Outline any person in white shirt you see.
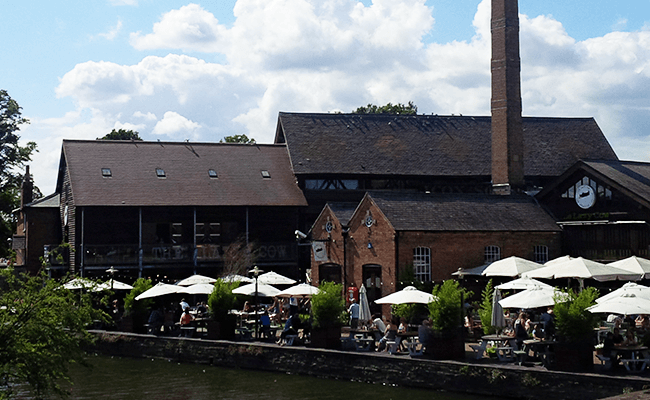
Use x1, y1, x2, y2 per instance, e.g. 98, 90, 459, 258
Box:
348, 300, 360, 329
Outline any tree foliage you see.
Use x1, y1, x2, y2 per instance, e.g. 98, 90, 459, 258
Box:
429, 280, 472, 332
0, 90, 38, 259
553, 287, 599, 342
219, 134, 256, 144
352, 101, 418, 115
311, 281, 345, 328
478, 279, 495, 334
97, 129, 142, 141
0, 268, 108, 399
207, 279, 240, 320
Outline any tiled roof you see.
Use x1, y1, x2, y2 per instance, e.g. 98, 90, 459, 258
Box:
276, 113, 618, 178
60, 140, 307, 207
366, 191, 561, 232
326, 202, 358, 226
581, 160, 650, 203
26, 193, 60, 208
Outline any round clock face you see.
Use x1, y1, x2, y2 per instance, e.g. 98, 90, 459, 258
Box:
575, 184, 596, 209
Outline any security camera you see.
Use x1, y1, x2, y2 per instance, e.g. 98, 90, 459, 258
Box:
295, 230, 307, 240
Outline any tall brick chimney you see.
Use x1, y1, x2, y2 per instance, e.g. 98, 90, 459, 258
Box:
491, 0, 524, 194
21, 165, 33, 208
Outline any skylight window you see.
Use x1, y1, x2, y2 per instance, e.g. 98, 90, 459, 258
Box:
208, 169, 218, 178
101, 168, 112, 177
156, 168, 166, 178
261, 170, 271, 179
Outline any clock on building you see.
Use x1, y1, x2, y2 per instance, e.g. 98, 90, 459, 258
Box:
575, 184, 596, 209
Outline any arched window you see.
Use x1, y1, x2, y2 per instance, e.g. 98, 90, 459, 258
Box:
413, 247, 431, 282
484, 245, 501, 263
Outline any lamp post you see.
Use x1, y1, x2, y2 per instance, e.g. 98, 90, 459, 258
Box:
248, 265, 262, 340
106, 266, 117, 290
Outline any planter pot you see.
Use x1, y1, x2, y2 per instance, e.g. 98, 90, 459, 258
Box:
206, 315, 236, 340
311, 326, 341, 350
552, 341, 594, 372
428, 329, 465, 360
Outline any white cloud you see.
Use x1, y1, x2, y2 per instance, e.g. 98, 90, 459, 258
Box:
36, 0, 650, 197
152, 111, 201, 140
98, 19, 123, 41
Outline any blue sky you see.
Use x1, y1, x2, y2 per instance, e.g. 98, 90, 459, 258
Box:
2, 0, 649, 194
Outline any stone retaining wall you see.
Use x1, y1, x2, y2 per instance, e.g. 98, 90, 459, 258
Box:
89, 331, 650, 400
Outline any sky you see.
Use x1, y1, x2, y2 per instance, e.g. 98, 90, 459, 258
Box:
2, 0, 650, 195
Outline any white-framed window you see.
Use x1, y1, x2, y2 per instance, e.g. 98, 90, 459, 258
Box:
413, 247, 431, 282
534, 245, 549, 264
484, 245, 501, 264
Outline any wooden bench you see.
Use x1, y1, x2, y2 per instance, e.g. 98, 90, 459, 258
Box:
496, 346, 515, 362
596, 354, 612, 370
180, 326, 196, 338
513, 350, 527, 365
281, 334, 298, 346
469, 343, 487, 359
354, 338, 375, 352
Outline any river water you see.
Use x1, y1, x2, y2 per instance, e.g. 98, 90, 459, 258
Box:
38, 355, 499, 400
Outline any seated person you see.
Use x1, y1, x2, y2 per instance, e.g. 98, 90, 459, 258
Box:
260, 311, 272, 339
195, 302, 207, 316
179, 307, 194, 326
242, 301, 252, 313
612, 327, 625, 346
278, 313, 301, 345
532, 323, 545, 340
622, 330, 637, 347
147, 307, 165, 334
417, 319, 433, 351
369, 314, 387, 342
398, 317, 408, 334
376, 316, 398, 352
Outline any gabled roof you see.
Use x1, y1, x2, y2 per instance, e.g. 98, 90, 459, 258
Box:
326, 202, 358, 226
27, 193, 60, 208
363, 191, 561, 232
59, 140, 307, 207
275, 113, 618, 178
537, 159, 650, 209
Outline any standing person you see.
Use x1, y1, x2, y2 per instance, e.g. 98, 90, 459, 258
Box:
514, 312, 529, 349
289, 296, 299, 316
180, 298, 190, 311
348, 299, 360, 329
540, 306, 555, 339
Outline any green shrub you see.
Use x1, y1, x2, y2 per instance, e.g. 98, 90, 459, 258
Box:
478, 280, 496, 334
429, 280, 472, 332
207, 279, 239, 320
124, 278, 153, 316
554, 287, 599, 342
311, 281, 345, 328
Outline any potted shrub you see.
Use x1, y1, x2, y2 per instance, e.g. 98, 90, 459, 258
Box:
206, 278, 239, 340
310, 281, 345, 349
124, 278, 154, 333
552, 287, 599, 372
428, 280, 472, 359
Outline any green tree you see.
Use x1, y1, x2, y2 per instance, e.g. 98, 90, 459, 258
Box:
429, 280, 472, 332
478, 279, 495, 334
352, 101, 417, 115
219, 134, 256, 144
97, 129, 142, 141
0, 90, 38, 260
553, 287, 599, 342
311, 281, 345, 328
0, 268, 108, 399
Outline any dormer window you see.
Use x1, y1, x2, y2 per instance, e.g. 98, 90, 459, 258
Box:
156, 168, 166, 178
208, 169, 218, 178
261, 170, 271, 179
101, 168, 112, 177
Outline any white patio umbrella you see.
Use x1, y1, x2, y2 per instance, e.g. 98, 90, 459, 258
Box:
257, 271, 296, 285
608, 256, 650, 280
232, 282, 281, 297
499, 286, 569, 309
482, 256, 543, 278
452, 264, 489, 277
135, 282, 180, 300
222, 274, 254, 283
276, 283, 320, 298
375, 286, 435, 305
523, 257, 642, 282
596, 282, 650, 304
175, 274, 217, 286
587, 293, 650, 315
94, 279, 133, 291
358, 285, 372, 323
491, 288, 506, 334
544, 255, 574, 266
178, 283, 215, 295
496, 277, 552, 290
63, 278, 97, 290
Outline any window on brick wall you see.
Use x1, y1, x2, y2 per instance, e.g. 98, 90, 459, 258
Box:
534, 245, 549, 264
484, 245, 501, 264
413, 247, 431, 282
